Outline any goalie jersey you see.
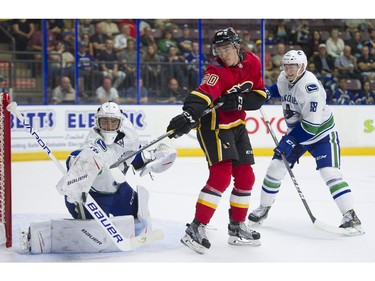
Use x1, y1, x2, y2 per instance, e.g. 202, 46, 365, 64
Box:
68, 116, 140, 194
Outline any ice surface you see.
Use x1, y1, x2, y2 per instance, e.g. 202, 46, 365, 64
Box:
2, 156, 374, 280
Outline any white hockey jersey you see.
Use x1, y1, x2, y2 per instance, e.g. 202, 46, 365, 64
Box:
75, 116, 140, 194
276, 71, 336, 145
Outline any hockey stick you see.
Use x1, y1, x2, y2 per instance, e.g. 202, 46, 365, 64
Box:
259, 107, 346, 234
109, 102, 223, 174
7, 102, 164, 251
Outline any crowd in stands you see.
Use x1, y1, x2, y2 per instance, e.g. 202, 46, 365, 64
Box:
0, 19, 374, 105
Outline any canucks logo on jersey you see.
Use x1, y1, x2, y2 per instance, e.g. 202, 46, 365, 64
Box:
306, 83, 319, 93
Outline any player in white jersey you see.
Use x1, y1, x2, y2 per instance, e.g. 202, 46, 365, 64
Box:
248, 50, 364, 235
24, 101, 177, 253
63, 102, 176, 222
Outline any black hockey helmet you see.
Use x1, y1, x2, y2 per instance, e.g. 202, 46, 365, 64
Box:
212, 27, 240, 56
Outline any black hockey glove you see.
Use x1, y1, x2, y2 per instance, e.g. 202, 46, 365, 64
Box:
167, 111, 197, 139
218, 93, 243, 111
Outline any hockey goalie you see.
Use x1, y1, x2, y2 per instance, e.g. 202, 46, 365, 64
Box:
25, 101, 177, 254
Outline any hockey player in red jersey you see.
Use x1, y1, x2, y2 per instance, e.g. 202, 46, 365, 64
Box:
167, 27, 269, 254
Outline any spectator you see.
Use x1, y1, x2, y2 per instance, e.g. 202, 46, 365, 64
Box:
162, 46, 186, 92
159, 78, 185, 104
60, 30, 75, 53
364, 29, 375, 55
113, 24, 132, 53
177, 24, 194, 57
90, 22, 111, 58
11, 19, 35, 59
264, 30, 277, 46
48, 19, 64, 40
77, 41, 102, 95
140, 25, 157, 51
185, 41, 208, 89
96, 77, 120, 104
157, 30, 178, 56
325, 28, 345, 58
360, 80, 375, 104
295, 19, 310, 46
141, 44, 162, 91
332, 77, 355, 105
154, 19, 177, 32
304, 30, 323, 59
80, 32, 94, 57
118, 38, 137, 89
49, 40, 75, 87
122, 78, 149, 104
345, 19, 374, 34
63, 20, 74, 31
29, 22, 53, 61
357, 45, 375, 80
347, 31, 364, 59
98, 39, 126, 89
139, 20, 151, 34
334, 45, 362, 80
116, 19, 136, 39
51, 76, 76, 104
313, 43, 335, 75
100, 19, 119, 39
0, 75, 8, 93
79, 19, 95, 37
241, 30, 257, 53
273, 19, 292, 44
271, 42, 286, 71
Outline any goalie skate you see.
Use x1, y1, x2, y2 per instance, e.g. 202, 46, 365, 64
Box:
228, 220, 261, 246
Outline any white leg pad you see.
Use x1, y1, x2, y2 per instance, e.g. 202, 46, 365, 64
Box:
29, 215, 135, 254
135, 185, 152, 235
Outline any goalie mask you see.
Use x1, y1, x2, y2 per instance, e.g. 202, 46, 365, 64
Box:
95, 101, 123, 145
281, 50, 308, 84
212, 27, 240, 56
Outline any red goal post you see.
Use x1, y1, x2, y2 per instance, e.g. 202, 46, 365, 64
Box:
0, 92, 11, 248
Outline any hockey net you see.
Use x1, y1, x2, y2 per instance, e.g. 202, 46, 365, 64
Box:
0, 92, 11, 247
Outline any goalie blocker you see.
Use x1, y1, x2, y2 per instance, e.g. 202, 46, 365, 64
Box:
25, 185, 159, 253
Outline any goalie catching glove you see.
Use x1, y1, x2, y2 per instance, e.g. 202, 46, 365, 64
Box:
135, 143, 177, 177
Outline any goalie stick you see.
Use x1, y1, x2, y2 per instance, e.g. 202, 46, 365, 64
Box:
259, 107, 347, 235
7, 101, 164, 251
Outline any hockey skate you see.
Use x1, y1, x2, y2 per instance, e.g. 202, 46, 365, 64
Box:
180, 218, 211, 254
248, 205, 271, 225
339, 209, 365, 236
228, 219, 261, 246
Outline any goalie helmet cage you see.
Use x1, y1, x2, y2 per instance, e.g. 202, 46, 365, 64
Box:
0, 92, 11, 248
